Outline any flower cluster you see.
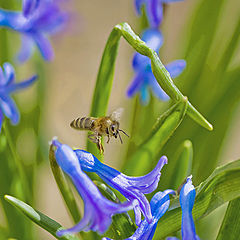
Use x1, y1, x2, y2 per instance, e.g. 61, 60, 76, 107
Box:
0, 62, 37, 131
52, 139, 199, 239
0, 0, 68, 62
128, 0, 186, 105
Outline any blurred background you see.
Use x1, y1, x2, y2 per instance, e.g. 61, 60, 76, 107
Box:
0, 0, 240, 239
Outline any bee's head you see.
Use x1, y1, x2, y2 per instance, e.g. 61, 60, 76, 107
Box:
109, 121, 119, 138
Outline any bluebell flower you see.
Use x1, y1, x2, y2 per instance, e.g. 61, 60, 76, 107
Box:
0, 0, 68, 62
52, 139, 137, 236
75, 149, 168, 226
167, 176, 200, 240
0, 62, 37, 131
127, 29, 186, 105
103, 189, 175, 240
135, 0, 184, 28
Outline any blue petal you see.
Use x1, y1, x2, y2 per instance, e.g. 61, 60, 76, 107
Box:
142, 29, 163, 52
75, 150, 168, 224
22, 0, 40, 17
165, 60, 186, 79
180, 176, 199, 240
166, 237, 179, 240
147, 72, 169, 101
3, 62, 15, 86
0, 95, 19, 125
5, 75, 38, 94
140, 84, 150, 105
127, 72, 144, 98
17, 35, 35, 63
135, 0, 146, 15
146, 0, 163, 28
132, 53, 151, 72
32, 33, 54, 61
52, 140, 136, 236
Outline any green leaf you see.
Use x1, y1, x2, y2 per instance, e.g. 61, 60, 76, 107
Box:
4, 195, 80, 240
216, 197, 240, 240
169, 140, 193, 190
154, 159, 240, 239
123, 98, 188, 175
87, 22, 213, 158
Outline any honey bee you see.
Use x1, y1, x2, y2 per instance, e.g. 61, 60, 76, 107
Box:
70, 108, 129, 154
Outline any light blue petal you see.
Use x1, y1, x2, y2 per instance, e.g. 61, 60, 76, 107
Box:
180, 176, 199, 240
3, 62, 15, 85
17, 35, 35, 63
166, 237, 179, 240
0, 95, 19, 125
127, 72, 144, 97
0, 66, 5, 86
161, 0, 184, 3
146, 0, 163, 28
5, 75, 37, 94
32, 33, 54, 61
140, 85, 150, 105
142, 29, 163, 52
165, 60, 186, 78
22, 0, 39, 17
148, 74, 169, 101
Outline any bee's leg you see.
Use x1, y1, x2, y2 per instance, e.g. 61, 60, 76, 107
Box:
106, 134, 110, 144
88, 134, 98, 143
97, 137, 104, 154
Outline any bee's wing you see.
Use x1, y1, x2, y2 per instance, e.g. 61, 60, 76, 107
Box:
109, 108, 124, 121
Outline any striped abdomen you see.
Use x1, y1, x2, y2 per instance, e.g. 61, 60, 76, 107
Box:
70, 117, 95, 130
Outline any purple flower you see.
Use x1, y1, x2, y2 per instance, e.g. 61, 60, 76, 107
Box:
103, 189, 175, 240
0, 62, 37, 131
75, 149, 168, 226
135, 0, 184, 28
0, 0, 68, 62
127, 29, 186, 105
52, 139, 137, 236
167, 176, 200, 240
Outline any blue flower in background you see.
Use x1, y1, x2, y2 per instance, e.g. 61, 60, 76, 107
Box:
167, 176, 200, 240
127, 29, 186, 105
0, 62, 37, 131
52, 139, 137, 236
135, 0, 184, 28
103, 189, 175, 240
0, 0, 68, 62
75, 149, 168, 226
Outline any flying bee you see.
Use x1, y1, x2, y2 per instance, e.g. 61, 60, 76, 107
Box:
70, 108, 129, 154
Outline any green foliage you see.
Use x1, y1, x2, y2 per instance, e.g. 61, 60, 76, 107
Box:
216, 197, 240, 240
154, 159, 240, 239
4, 195, 80, 240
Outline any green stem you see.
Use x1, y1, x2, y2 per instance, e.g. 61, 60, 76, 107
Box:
2, 122, 31, 202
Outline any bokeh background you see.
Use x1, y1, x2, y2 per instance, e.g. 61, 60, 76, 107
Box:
0, 0, 240, 239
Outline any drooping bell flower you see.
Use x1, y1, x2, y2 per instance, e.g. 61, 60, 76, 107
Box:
51, 139, 137, 236
74, 148, 168, 226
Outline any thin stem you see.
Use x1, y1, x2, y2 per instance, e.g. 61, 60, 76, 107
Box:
2, 121, 31, 202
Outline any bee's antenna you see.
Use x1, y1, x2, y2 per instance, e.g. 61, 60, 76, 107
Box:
118, 131, 123, 144
119, 129, 129, 137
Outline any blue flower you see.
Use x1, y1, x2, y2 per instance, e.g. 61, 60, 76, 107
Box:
0, 62, 37, 131
75, 149, 168, 226
52, 139, 137, 236
167, 176, 200, 240
103, 189, 175, 240
127, 29, 186, 105
135, 0, 184, 28
0, 0, 68, 62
